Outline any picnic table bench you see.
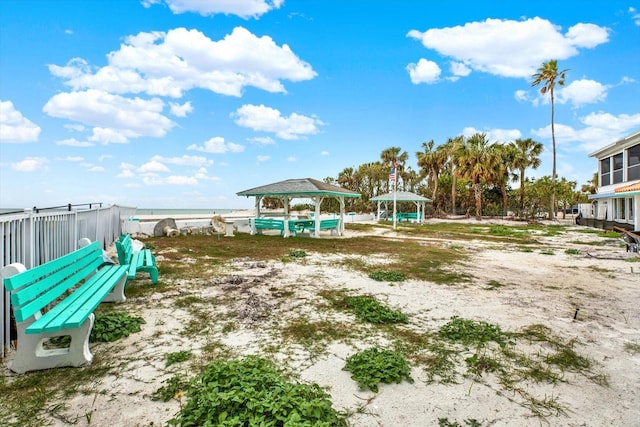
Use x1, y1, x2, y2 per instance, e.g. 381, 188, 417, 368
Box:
318, 218, 340, 235
116, 234, 159, 284
0, 240, 128, 373
251, 218, 285, 235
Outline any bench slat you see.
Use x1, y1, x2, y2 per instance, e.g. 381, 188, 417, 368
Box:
11, 252, 104, 323
4, 242, 99, 291
26, 265, 127, 334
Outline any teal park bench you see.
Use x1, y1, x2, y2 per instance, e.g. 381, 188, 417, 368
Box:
0, 240, 128, 373
251, 218, 285, 235
116, 234, 159, 284
318, 218, 340, 235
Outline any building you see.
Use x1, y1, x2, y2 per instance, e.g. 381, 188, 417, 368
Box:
587, 130, 640, 231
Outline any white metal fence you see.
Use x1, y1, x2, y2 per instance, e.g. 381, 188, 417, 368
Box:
0, 204, 136, 358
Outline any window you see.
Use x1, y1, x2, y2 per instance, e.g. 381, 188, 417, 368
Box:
629, 198, 634, 222
628, 144, 640, 181
613, 153, 623, 184
600, 157, 610, 186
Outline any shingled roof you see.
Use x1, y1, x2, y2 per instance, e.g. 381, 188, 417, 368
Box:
370, 191, 432, 202
237, 178, 361, 198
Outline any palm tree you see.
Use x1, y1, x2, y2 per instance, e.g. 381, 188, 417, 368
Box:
531, 59, 569, 220
443, 136, 464, 215
380, 146, 409, 191
416, 140, 447, 204
456, 133, 500, 220
510, 138, 543, 213
493, 143, 518, 216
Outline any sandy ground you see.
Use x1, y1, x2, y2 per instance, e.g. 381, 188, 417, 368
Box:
4, 219, 640, 426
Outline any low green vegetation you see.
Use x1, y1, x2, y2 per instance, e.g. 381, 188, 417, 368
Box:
343, 347, 413, 392
90, 311, 146, 343
166, 350, 193, 367
368, 270, 407, 282
167, 356, 347, 426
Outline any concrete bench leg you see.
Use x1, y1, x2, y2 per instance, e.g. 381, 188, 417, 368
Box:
103, 273, 128, 303
11, 314, 94, 374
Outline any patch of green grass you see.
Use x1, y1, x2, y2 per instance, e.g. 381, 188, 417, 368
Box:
485, 280, 506, 289
166, 350, 193, 367
288, 248, 308, 258
345, 295, 408, 324
343, 347, 413, 392
539, 248, 555, 255
625, 257, 640, 262
152, 374, 190, 402
624, 342, 640, 354
568, 240, 606, 246
90, 311, 145, 343
368, 270, 407, 282
438, 316, 509, 347
281, 318, 353, 352
169, 356, 347, 426
564, 248, 581, 255
519, 246, 534, 253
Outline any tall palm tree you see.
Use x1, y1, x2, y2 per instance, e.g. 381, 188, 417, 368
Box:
416, 140, 447, 203
456, 133, 500, 220
443, 136, 464, 215
531, 59, 569, 220
380, 146, 409, 191
493, 143, 518, 216
510, 138, 543, 213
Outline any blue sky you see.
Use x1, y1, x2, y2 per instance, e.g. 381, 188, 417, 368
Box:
1, 1, 639, 210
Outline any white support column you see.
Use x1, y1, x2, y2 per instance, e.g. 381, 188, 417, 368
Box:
283, 197, 291, 238
339, 197, 345, 235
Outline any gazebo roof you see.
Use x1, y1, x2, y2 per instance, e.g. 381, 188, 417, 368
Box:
237, 178, 361, 198
370, 191, 432, 203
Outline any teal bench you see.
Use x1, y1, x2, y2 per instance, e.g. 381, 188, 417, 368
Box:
116, 234, 159, 284
0, 240, 128, 373
251, 218, 285, 235
318, 218, 340, 235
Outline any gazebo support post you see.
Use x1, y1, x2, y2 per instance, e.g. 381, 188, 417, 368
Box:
283, 196, 291, 238
252, 196, 263, 234
339, 197, 345, 235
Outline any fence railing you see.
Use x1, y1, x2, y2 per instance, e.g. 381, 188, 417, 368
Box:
0, 204, 136, 358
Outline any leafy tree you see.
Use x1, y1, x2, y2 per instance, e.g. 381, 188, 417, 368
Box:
531, 59, 569, 219
455, 133, 500, 219
511, 138, 543, 213
417, 140, 447, 208
380, 146, 409, 191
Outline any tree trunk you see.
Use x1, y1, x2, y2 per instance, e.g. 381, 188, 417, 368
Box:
474, 181, 482, 220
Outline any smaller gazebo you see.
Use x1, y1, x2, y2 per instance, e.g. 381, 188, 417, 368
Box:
237, 178, 361, 237
369, 191, 432, 223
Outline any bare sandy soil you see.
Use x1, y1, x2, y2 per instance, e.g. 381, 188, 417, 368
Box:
4, 219, 640, 426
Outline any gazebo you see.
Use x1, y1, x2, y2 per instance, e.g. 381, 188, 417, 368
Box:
369, 191, 432, 223
236, 178, 361, 237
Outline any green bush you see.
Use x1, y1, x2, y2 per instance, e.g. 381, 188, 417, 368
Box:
343, 347, 413, 392
90, 311, 145, 343
346, 295, 408, 324
439, 316, 507, 347
169, 356, 346, 426
368, 270, 407, 282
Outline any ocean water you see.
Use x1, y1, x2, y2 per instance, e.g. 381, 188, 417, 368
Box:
135, 208, 237, 216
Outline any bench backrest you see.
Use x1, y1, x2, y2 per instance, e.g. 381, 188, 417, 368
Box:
319, 219, 339, 229
116, 234, 133, 264
3, 241, 103, 323
253, 218, 285, 230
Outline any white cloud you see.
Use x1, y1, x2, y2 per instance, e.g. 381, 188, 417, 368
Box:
49, 26, 315, 98
287, 156, 296, 162
11, 157, 48, 172
59, 156, 84, 162
320, 150, 329, 156
88, 166, 105, 172
514, 90, 529, 102
248, 136, 275, 145
187, 136, 245, 153
98, 154, 113, 161
531, 111, 640, 152
43, 89, 175, 144
450, 61, 471, 77
407, 17, 609, 79
148, 0, 284, 19
151, 154, 213, 166
169, 101, 193, 117
631, 7, 640, 26
257, 155, 270, 163
406, 59, 441, 84
56, 137, 94, 147
462, 126, 522, 143
0, 100, 41, 143
142, 174, 199, 185
233, 104, 323, 140
556, 79, 608, 107
138, 160, 171, 173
